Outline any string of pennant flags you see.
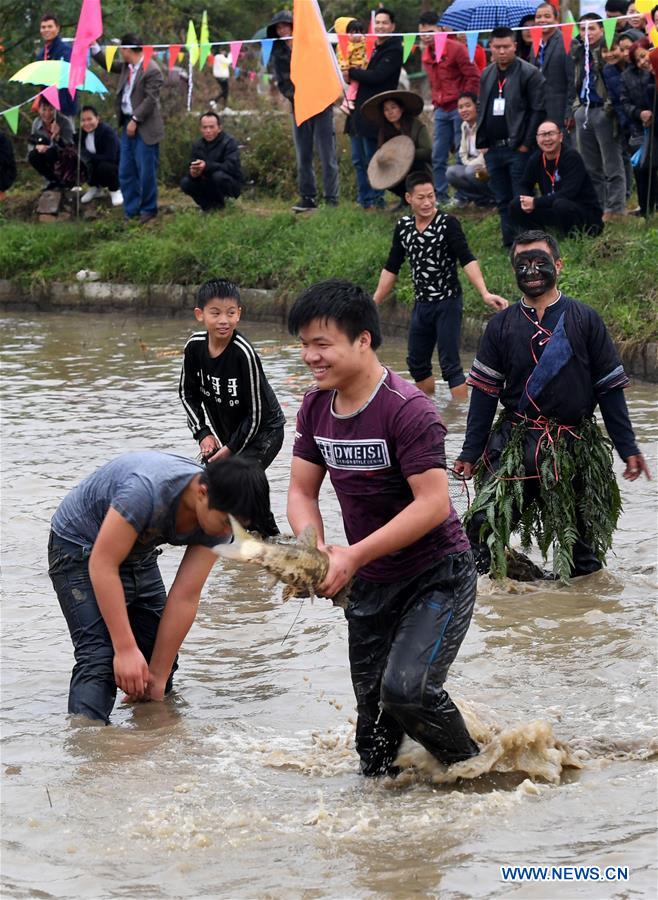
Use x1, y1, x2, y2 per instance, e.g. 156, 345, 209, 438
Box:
3, 10, 657, 134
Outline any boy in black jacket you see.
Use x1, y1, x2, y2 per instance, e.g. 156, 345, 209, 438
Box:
179, 279, 285, 532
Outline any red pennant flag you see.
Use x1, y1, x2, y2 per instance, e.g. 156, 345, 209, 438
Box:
230, 41, 243, 68
530, 26, 543, 56
433, 32, 447, 61
41, 84, 61, 109
559, 23, 574, 54
365, 10, 376, 62
142, 45, 154, 70
337, 32, 350, 60
168, 44, 182, 71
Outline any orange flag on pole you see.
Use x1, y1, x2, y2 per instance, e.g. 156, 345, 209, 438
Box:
291, 0, 343, 125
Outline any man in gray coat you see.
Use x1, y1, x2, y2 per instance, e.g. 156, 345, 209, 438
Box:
529, 3, 572, 132
93, 33, 164, 223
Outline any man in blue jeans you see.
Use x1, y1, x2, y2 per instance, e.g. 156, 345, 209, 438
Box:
475, 27, 546, 246
373, 172, 508, 400
92, 33, 164, 223
418, 12, 481, 205
48, 452, 273, 723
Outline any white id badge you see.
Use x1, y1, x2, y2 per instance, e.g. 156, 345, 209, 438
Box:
493, 97, 506, 116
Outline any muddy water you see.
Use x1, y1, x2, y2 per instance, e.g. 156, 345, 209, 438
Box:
1, 311, 656, 899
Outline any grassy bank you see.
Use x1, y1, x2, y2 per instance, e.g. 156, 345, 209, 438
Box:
1, 193, 657, 342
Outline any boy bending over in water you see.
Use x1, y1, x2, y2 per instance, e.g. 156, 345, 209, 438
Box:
49, 451, 271, 723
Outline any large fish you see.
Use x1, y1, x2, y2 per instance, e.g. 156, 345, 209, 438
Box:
213, 515, 350, 609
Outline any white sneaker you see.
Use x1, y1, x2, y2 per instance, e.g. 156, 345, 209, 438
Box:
81, 186, 102, 204
109, 189, 124, 207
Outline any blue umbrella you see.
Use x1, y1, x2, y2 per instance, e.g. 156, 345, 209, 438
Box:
439, 0, 542, 31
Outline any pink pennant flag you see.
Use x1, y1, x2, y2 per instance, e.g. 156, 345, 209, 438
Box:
142, 45, 154, 70
41, 85, 61, 109
169, 44, 182, 71
229, 41, 243, 69
530, 26, 543, 56
433, 32, 447, 61
68, 0, 103, 98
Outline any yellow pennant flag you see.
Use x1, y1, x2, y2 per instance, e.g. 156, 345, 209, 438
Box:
186, 20, 199, 66
291, 0, 343, 126
105, 44, 118, 71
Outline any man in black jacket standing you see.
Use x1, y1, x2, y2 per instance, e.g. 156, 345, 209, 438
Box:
476, 27, 546, 246
509, 121, 603, 235
180, 111, 242, 212
529, 3, 572, 133
346, 7, 402, 209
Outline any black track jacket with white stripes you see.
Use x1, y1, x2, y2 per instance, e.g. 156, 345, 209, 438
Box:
179, 330, 285, 452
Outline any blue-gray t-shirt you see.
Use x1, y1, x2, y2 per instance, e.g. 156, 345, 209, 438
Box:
51, 451, 227, 555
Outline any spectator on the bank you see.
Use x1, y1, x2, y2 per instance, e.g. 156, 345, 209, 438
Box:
36, 12, 78, 120
361, 90, 432, 201
268, 9, 339, 212
509, 121, 604, 236
418, 12, 480, 205
517, 14, 536, 62
446, 93, 496, 207
0, 132, 17, 199
529, 2, 572, 133
212, 51, 231, 108
602, 38, 634, 199
335, 17, 367, 115
180, 111, 242, 212
28, 98, 75, 190
606, 0, 646, 40
625, 3, 649, 35
345, 7, 403, 210
476, 26, 546, 247
92, 32, 164, 224
570, 15, 627, 219
621, 39, 658, 217
78, 105, 123, 207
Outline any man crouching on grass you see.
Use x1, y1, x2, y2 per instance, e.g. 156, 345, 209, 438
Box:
49, 451, 272, 723
286, 279, 479, 776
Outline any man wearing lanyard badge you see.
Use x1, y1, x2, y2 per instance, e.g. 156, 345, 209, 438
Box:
475, 27, 546, 247
509, 121, 604, 236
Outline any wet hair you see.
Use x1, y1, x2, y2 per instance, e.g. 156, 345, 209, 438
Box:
375, 7, 396, 24
200, 110, 221, 125
346, 19, 365, 34
490, 26, 516, 41
457, 91, 478, 105
40, 12, 60, 25
201, 457, 273, 532
418, 11, 439, 26
510, 230, 561, 262
628, 36, 651, 65
405, 170, 434, 193
195, 278, 241, 309
81, 104, 99, 116
605, 0, 629, 13
287, 279, 382, 350
120, 33, 143, 51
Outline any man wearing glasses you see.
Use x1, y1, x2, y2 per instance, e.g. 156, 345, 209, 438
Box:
509, 121, 604, 236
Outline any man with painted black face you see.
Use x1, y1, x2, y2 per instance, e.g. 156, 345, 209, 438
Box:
454, 230, 650, 578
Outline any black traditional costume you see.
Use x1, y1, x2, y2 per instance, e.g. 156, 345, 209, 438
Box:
460, 292, 639, 580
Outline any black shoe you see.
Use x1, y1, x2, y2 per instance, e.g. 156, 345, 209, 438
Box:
324, 198, 338, 207
139, 211, 157, 225
292, 197, 317, 212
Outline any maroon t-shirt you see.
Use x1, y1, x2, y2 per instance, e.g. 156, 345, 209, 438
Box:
293, 368, 469, 583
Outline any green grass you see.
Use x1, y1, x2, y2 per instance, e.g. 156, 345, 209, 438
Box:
1, 194, 657, 342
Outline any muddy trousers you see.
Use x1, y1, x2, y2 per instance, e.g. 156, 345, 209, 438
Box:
48, 531, 176, 723
346, 552, 478, 777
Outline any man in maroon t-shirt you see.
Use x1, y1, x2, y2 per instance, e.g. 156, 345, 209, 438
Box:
287, 278, 479, 777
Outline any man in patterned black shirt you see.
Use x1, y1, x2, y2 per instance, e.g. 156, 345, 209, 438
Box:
373, 171, 508, 400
